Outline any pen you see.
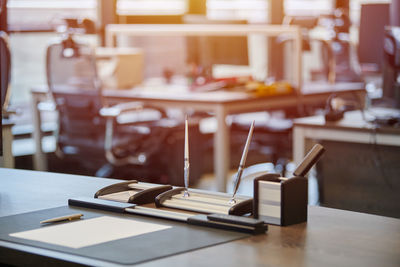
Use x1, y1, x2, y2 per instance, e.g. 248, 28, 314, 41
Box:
230, 120, 255, 204
40, 213, 83, 224
293, 143, 325, 177
183, 115, 190, 197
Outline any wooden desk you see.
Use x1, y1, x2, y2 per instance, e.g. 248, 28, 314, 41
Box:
31, 85, 365, 192
293, 108, 400, 165
293, 108, 400, 217
0, 119, 14, 168
0, 168, 399, 267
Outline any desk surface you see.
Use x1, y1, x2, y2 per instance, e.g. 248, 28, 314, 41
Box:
292, 107, 400, 165
32, 82, 366, 101
32, 83, 366, 113
294, 107, 400, 134
292, 108, 400, 218
0, 168, 399, 267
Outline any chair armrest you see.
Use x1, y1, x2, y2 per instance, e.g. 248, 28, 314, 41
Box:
100, 102, 144, 118
37, 101, 56, 112
2, 106, 23, 118
2, 108, 16, 117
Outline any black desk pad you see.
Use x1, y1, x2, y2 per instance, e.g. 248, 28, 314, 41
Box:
0, 206, 249, 265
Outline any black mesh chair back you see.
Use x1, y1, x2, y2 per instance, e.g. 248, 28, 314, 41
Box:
45, 36, 202, 183
46, 38, 107, 158
46, 39, 100, 92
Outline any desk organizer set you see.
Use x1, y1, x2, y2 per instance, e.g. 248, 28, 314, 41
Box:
69, 117, 325, 233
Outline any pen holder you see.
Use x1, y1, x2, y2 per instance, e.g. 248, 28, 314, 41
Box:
95, 180, 172, 205
253, 173, 307, 226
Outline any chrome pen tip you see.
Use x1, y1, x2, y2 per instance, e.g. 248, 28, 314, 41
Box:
183, 189, 190, 198
229, 198, 237, 205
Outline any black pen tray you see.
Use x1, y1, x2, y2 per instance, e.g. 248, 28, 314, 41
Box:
95, 180, 172, 205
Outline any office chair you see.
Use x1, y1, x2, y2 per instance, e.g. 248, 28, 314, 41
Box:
46, 35, 184, 182
280, 15, 318, 52
315, 8, 362, 83
382, 26, 400, 108
280, 10, 361, 83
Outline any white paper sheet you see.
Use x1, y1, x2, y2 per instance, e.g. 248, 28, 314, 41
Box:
10, 216, 171, 249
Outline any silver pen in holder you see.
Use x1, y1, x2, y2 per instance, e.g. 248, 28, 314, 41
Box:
230, 120, 255, 204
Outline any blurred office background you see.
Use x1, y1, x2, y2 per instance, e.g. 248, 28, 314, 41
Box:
1, 0, 400, 218
5, 0, 391, 111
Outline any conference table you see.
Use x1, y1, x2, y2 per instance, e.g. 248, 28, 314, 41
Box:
0, 118, 14, 168
31, 83, 365, 192
0, 168, 399, 266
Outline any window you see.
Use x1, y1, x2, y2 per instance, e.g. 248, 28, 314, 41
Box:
284, 0, 333, 17
117, 0, 186, 16
207, 0, 268, 23
7, 0, 98, 108
7, 0, 97, 31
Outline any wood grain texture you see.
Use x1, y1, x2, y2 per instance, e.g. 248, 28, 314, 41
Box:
139, 207, 400, 267
0, 168, 399, 267
0, 168, 117, 217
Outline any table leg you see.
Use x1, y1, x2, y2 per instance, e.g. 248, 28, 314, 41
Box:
293, 126, 306, 166
1, 124, 14, 168
105, 31, 115, 47
294, 27, 302, 91
31, 94, 47, 171
214, 105, 229, 192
